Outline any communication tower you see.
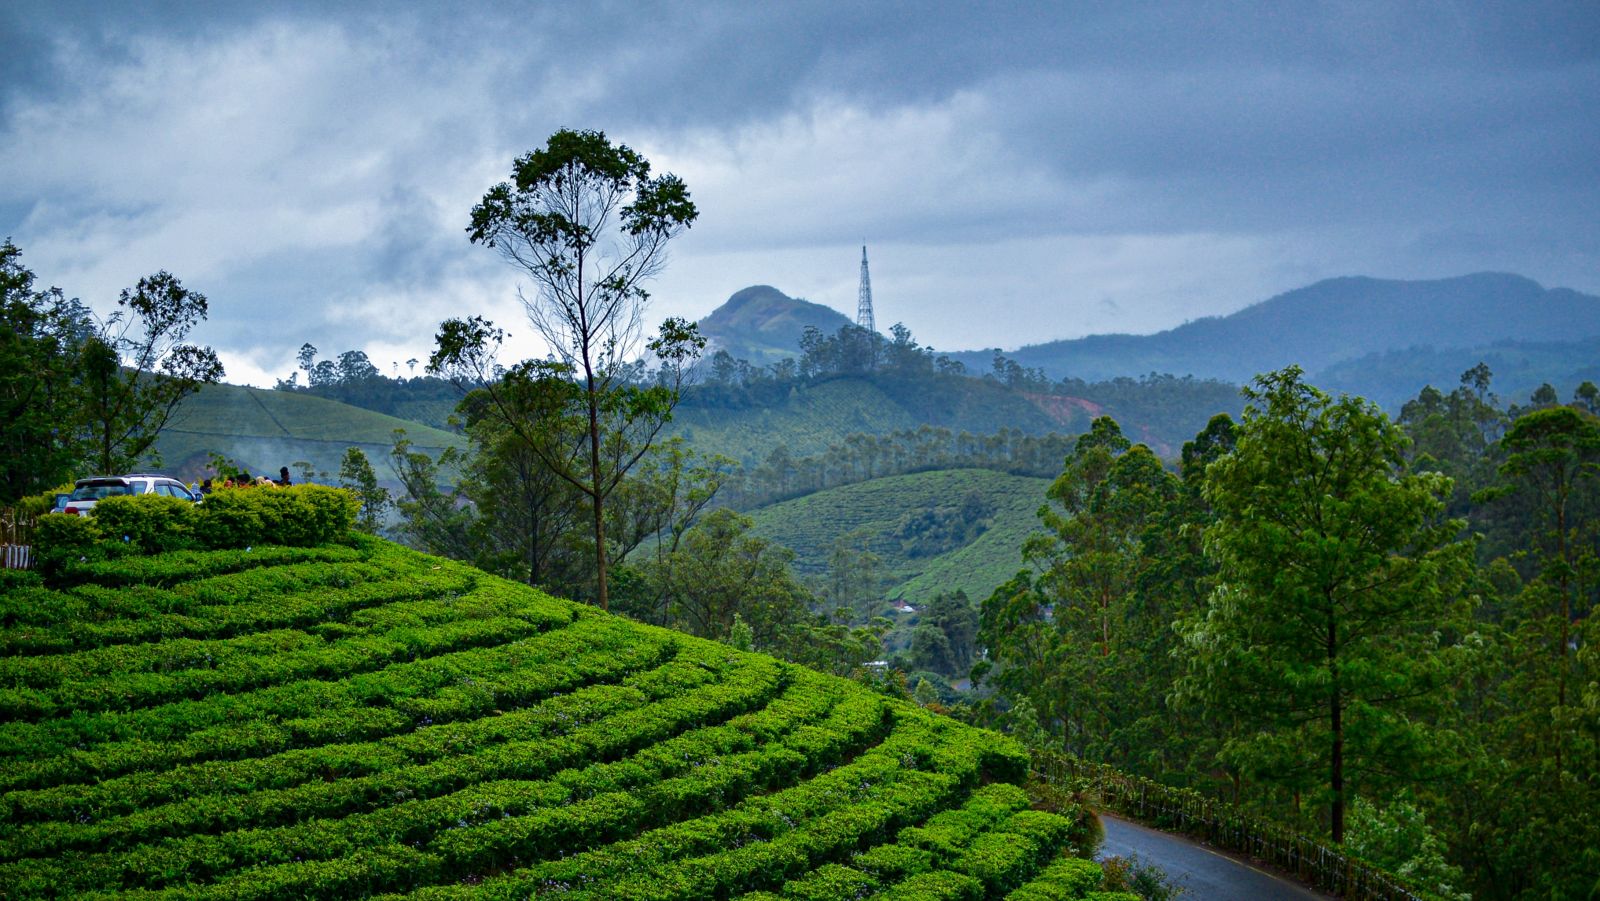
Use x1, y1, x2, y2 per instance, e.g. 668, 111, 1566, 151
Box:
856, 245, 876, 333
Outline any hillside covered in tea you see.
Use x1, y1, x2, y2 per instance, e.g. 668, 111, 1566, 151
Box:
0, 496, 1129, 901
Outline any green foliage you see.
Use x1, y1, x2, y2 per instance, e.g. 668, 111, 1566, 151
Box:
904, 591, 979, 678
1345, 796, 1469, 901
199, 484, 359, 548
895, 491, 995, 558
980, 417, 1197, 773
89, 493, 199, 552
933, 362, 1600, 897
1092, 854, 1177, 901
32, 487, 358, 585
1053, 372, 1244, 457
747, 469, 1054, 605
0, 529, 1099, 899
1321, 336, 1600, 411
31, 512, 106, 579
273, 344, 461, 429
340, 447, 391, 533
675, 377, 1063, 469
1177, 367, 1475, 842
1448, 400, 1600, 897
1, 243, 84, 502
77, 270, 225, 474
726, 613, 755, 652
625, 508, 815, 652
451, 128, 703, 612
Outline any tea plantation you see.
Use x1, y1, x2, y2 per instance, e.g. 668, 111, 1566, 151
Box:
0, 506, 1133, 899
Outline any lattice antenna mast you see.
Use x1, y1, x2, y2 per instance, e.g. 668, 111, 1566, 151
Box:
856, 245, 876, 333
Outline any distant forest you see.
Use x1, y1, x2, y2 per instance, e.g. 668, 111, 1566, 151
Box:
274, 324, 1247, 458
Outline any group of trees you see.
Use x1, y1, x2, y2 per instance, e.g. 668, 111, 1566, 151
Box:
975, 364, 1599, 898
1, 240, 223, 503
690, 322, 968, 410
273, 344, 461, 428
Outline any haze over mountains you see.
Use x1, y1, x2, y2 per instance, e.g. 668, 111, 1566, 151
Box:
697, 273, 1600, 405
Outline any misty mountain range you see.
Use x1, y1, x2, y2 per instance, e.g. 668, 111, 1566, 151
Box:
697, 273, 1600, 406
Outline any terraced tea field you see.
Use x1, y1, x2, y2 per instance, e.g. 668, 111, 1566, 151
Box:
0, 535, 1131, 899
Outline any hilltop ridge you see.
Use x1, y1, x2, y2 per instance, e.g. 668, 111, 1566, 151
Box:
697, 285, 854, 366
947, 272, 1600, 384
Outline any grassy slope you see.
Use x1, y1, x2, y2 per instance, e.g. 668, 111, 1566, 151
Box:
671, 375, 1066, 466
153, 382, 463, 483
745, 468, 1049, 604
0, 535, 1121, 900
672, 380, 922, 464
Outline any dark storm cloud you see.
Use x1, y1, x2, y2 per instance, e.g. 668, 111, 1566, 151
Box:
2, 1, 1597, 380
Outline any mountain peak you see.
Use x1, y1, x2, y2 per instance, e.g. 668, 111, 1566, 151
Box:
698, 285, 854, 365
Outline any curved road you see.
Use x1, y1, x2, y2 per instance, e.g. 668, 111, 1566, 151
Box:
1097, 814, 1332, 900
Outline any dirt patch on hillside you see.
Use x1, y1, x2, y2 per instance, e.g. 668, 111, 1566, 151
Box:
1021, 393, 1104, 427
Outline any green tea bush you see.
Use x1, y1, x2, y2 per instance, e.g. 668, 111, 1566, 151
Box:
92, 494, 200, 553
31, 512, 106, 580
1002, 856, 1103, 900
0, 567, 41, 592
31, 487, 360, 586
196, 485, 357, 549
0, 536, 1103, 900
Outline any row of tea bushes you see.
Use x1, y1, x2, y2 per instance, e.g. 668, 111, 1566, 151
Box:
0, 532, 1127, 899
31, 487, 359, 580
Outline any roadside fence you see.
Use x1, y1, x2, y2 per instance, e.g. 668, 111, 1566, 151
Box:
1, 508, 36, 570
1031, 748, 1428, 900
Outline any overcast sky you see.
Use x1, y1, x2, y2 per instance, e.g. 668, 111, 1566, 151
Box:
3, 1, 1597, 386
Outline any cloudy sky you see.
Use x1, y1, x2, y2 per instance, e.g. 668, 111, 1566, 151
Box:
3, 2, 1597, 386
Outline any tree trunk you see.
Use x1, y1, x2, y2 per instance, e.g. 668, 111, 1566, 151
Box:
588, 386, 608, 611
1331, 693, 1344, 843
1555, 485, 1568, 770
1329, 611, 1344, 844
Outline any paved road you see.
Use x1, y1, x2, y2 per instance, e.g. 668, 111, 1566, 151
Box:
1097, 814, 1332, 901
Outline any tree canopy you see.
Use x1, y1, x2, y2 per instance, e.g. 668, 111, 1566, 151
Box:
1177, 367, 1473, 843
0, 241, 222, 501
441, 129, 703, 610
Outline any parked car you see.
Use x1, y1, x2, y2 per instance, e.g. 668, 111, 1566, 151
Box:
61, 475, 200, 516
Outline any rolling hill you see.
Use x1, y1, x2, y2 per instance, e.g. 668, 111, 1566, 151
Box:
947, 272, 1600, 386
744, 468, 1050, 605
672, 376, 1068, 466
696, 285, 854, 366
152, 382, 463, 485
0, 529, 1128, 900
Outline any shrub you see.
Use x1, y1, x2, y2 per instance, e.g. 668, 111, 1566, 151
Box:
198, 489, 268, 549
0, 568, 41, 592
198, 485, 357, 549
32, 512, 105, 580
93, 494, 200, 553
16, 484, 72, 519
30, 488, 359, 586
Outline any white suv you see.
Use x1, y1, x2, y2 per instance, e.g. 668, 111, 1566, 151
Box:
61, 475, 199, 516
